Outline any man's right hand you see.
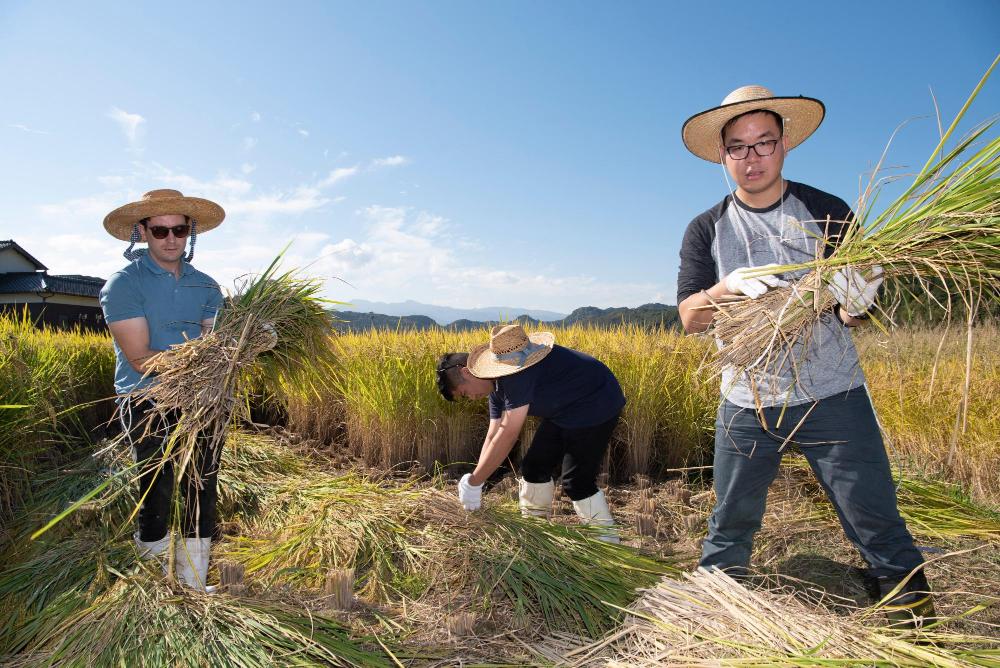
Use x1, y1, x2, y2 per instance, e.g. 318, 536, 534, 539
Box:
724, 264, 789, 299
458, 473, 483, 511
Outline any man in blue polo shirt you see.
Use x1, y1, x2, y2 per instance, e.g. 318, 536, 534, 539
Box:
100, 189, 226, 592
436, 324, 626, 542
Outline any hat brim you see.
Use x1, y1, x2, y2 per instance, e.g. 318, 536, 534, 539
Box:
467, 331, 555, 379
103, 196, 225, 241
681, 96, 825, 163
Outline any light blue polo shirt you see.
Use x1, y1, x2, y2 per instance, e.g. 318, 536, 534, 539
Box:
100, 253, 224, 395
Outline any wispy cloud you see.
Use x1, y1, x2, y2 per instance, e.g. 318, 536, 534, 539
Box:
28, 154, 661, 311
242, 136, 258, 152
250, 111, 261, 122
308, 206, 660, 311
107, 107, 145, 151
9, 123, 50, 135
39, 194, 124, 221
371, 155, 409, 168
297, 129, 310, 138
319, 166, 358, 187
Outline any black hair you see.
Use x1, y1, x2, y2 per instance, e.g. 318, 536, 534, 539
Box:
436, 352, 469, 402
721, 109, 784, 144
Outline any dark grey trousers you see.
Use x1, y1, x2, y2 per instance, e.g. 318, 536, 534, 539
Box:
700, 386, 924, 578
119, 397, 223, 542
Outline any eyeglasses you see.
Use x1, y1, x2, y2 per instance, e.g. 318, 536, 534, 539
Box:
725, 139, 780, 160
437, 363, 463, 376
146, 224, 191, 240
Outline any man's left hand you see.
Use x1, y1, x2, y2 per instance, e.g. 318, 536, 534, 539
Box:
828, 266, 883, 317
258, 321, 278, 351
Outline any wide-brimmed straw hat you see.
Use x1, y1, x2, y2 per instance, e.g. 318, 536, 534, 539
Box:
682, 85, 825, 163
467, 324, 555, 379
103, 189, 225, 241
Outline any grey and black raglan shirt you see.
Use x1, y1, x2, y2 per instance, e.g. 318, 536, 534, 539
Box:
677, 181, 866, 408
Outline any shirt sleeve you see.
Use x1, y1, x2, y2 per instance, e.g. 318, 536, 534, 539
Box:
100, 271, 145, 323
202, 282, 224, 322
488, 391, 503, 419
676, 210, 719, 303
495, 370, 537, 414
795, 183, 856, 258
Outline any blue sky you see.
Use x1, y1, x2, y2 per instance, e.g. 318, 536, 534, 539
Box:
2, 1, 997, 313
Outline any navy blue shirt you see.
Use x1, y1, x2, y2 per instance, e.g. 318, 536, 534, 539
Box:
488, 345, 626, 428
100, 253, 223, 394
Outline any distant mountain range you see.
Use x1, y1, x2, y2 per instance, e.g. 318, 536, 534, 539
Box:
346, 299, 567, 325
332, 302, 680, 332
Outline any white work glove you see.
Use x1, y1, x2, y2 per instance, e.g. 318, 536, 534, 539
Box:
458, 473, 483, 511
827, 266, 883, 317
724, 264, 789, 299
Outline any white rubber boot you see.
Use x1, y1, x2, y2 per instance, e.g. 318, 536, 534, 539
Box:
175, 537, 215, 593
134, 531, 171, 574
572, 490, 620, 544
519, 479, 555, 518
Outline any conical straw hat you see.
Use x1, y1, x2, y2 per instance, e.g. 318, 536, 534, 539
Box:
103, 189, 225, 240
467, 324, 555, 378
682, 85, 825, 163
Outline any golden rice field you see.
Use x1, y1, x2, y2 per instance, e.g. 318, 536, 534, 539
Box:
2, 313, 999, 666
278, 322, 1000, 504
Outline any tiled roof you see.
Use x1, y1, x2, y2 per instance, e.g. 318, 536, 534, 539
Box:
0, 240, 47, 270
0, 272, 104, 298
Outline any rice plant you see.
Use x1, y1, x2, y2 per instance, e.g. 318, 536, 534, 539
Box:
285, 324, 719, 481
0, 311, 115, 531
320, 327, 486, 471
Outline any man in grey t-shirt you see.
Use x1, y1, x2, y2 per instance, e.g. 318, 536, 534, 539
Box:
676, 86, 932, 626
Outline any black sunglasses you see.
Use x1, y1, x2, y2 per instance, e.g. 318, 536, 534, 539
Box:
146, 223, 191, 240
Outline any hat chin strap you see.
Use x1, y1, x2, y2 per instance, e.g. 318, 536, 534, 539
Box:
184, 220, 198, 263
121, 220, 198, 262
122, 224, 146, 261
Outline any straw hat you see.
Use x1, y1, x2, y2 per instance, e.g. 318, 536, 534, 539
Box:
467, 324, 555, 379
681, 85, 825, 163
103, 189, 225, 241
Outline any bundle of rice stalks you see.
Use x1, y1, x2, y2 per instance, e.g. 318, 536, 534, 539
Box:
425, 491, 681, 636
215, 447, 678, 638
709, 57, 1000, 379
221, 470, 426, 600
563, 568, 1000, 666
894, 476, 1000, 543
782, 457, 1000, 543
3, 570, 399, 667
136, 255, 337, 457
